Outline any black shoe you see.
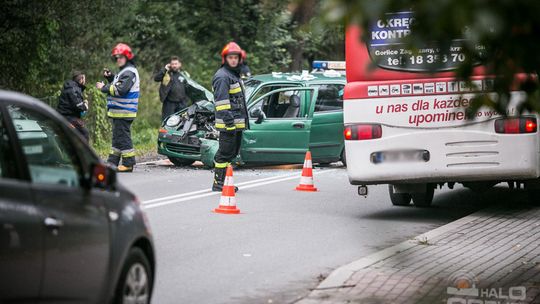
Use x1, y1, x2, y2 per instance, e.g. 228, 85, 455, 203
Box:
212, 167, 226, 191
212, 184, 239, 192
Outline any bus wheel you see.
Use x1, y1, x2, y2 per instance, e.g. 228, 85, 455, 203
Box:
388, 185, 412, 206
411, 184, 435, 208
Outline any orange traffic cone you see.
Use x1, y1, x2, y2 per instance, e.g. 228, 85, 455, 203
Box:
214, 165, 241, 214
295, 151, 318, 192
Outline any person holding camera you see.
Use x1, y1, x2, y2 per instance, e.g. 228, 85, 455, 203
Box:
153, 56, 189, 120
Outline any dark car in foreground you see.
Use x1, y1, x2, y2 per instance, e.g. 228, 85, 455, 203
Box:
0, 91, 155, 303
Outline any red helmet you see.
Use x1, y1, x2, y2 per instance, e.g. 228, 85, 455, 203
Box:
221, 42, 243, 64
111, 43, 134, 60
241, 50, 247, 60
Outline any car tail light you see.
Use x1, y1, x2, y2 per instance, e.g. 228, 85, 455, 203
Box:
495, 117, 537, 134
344, 124, 382, 140
159, 128, 168, 134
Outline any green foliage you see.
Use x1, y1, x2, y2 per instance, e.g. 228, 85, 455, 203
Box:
84, 86, 111, 153
0, 0, 344, 158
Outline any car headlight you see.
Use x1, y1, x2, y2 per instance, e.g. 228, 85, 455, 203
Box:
166, 115, 181, 127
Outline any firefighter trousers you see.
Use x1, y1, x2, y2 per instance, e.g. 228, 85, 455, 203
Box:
107, 118, 136, 167
214, 130, 243, 169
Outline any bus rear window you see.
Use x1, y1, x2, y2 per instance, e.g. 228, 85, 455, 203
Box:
367, 11, 486, 72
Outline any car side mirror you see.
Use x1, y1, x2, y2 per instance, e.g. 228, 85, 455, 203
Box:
90, 162, 117, 190
250, 108, 266, 124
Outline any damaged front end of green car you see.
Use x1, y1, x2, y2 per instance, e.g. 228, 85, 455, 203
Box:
157, 99, 218, 167
157, 72, 219, 167
158, 68, 347, 168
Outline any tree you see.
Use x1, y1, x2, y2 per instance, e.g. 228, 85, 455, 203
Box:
0, 0, 347, 154
0, 0, 132, 98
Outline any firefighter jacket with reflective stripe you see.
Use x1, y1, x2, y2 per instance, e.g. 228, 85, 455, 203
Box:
212, 66, 249, 131
104, 63, 140, 119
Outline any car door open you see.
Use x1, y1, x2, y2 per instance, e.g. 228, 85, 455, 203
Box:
309, 83, 345, 163
241, 87, 318, 164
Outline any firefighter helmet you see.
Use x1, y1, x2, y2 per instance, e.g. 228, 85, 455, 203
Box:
221, 42, 243, 64
111, 43, 134, 60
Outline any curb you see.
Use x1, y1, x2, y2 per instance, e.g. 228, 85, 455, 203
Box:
314, 208, 496, 290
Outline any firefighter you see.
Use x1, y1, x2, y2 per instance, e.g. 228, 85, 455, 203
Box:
211, 42, 249, 191
96, 43, 140, 173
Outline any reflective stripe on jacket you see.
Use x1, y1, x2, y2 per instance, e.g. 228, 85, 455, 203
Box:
212, 67, 248, 131
107, 66, 140, 118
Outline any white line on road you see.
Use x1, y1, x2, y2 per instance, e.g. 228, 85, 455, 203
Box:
142, 169, 337, 210
143, 172, 299, 205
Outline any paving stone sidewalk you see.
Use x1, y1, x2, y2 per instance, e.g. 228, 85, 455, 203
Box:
299, 205, 540, 304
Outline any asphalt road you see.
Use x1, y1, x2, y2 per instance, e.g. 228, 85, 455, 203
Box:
118, 161, 497, 304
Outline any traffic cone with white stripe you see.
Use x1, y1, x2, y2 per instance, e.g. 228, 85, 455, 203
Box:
214, 165, 241, 214
295, 151, 318, 192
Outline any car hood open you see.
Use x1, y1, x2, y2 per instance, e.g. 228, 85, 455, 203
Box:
184, 72, 213, 103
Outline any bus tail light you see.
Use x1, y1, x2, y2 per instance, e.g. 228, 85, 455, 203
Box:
344, 124, 382, 140
494, 117, 537, 134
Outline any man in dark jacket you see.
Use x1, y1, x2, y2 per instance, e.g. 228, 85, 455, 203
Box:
57, 71, 89, 141
210, 42, 249, 192
96, 43, 140, 173
154, 56, 189, 120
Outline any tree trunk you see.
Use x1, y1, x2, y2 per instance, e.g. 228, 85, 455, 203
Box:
289, 0, 317, 71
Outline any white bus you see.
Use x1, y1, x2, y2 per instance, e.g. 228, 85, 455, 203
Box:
344, 13, 539, 206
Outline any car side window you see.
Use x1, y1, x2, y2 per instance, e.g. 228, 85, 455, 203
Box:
250, 86, 273, 103
313, 84, 345, 112
0, 110, 18, 179
6, 105, 82, 187
249, 84, 299, 105
250, 89, 303, 119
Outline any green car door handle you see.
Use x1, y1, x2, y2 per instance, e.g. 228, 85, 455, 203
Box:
292, 122, 305, 129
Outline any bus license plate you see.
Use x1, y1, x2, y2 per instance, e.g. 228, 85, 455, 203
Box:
371, 150, 430, 164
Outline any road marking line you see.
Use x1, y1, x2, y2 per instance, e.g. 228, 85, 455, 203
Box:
142, 169, 337, 210
142, 173, 299, 204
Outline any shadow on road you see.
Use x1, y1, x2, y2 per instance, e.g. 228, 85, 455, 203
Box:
359, 185, 533, 224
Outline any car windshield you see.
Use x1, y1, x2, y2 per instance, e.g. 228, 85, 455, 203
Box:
244, 79, 262, 99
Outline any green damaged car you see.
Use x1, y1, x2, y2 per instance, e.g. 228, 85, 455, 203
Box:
158, 63, 346, 168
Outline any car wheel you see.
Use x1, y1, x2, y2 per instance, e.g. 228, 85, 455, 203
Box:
114, 248, 153, 304
411, 184, 435, 208
388, 184, 411, 206
340, 148, 347, 167
168, 156, 195, 167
